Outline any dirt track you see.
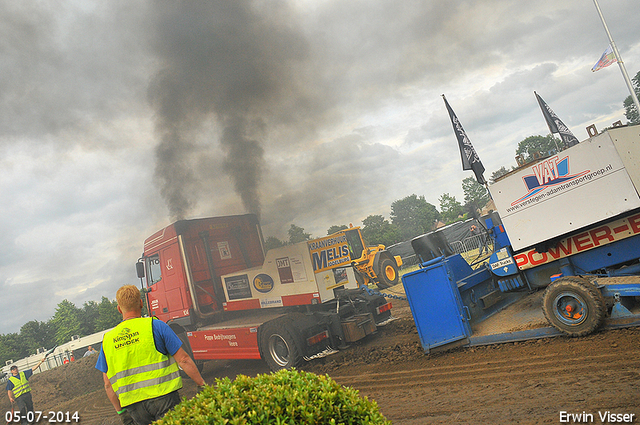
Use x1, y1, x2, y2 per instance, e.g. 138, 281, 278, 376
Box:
4, 296, 640, 424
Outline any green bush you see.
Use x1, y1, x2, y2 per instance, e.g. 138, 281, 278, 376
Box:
155, 369, 391, 425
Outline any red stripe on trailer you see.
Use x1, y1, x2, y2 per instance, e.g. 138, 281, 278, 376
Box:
281, 292, 320, 306
223, 298, 261, 311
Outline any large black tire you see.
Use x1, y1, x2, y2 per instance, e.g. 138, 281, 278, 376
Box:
542, 276, 605, 337
259, 319, 303, 371
376, 257, 399, 289
175, 330, 205, 373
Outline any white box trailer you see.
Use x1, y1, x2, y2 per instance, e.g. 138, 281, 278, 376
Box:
491, 125, 640, 252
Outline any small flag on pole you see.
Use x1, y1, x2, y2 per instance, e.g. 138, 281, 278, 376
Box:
591, 44, 617, 72
534, 92, 580, 149
442, 95, 486, 185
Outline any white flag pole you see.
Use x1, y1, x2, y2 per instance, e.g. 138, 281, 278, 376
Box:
593, 0, 640, 118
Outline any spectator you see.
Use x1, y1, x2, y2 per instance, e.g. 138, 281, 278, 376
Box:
471, 224, 489, 255
6, 357, 47, 425
96, 285, 206, 425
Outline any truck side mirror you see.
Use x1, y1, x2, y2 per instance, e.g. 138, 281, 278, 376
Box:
136, 261, 145, 279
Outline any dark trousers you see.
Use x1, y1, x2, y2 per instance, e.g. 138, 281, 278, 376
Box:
15, 392, 34, 425
126, 391, 180, 425
479, 236, 488, 254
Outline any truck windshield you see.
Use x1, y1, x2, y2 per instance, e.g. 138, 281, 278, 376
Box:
345, 229, 365, 260
146, 254, 162, 286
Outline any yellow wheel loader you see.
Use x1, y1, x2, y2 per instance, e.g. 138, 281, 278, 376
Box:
335, 227, 403, 290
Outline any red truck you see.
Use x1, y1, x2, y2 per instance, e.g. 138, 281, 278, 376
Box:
136, 214, 393, 370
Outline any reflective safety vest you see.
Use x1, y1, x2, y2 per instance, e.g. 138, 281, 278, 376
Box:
103, 317, 181, 407
8, 372, 31, 398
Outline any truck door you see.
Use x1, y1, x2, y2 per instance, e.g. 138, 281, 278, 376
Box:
181, 233, 222, 313
144, 254, 167, 317
145, 247, 189, 320
402, 259, 471, 352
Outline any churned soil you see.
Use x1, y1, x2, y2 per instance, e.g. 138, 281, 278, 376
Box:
3, 293, 639, 425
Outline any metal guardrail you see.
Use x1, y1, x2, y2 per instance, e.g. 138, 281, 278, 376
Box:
450, 234, 493, 255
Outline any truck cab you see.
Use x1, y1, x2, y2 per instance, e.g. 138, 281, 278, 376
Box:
139, 214, 265, 327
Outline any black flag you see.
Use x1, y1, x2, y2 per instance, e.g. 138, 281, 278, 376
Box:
534, 92, 579, 148
443, 95, 486, 185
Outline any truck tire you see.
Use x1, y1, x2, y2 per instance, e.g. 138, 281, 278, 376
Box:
176, 330, 205, 373
542, 277, 605, 337
259, 320, 303, 371
377, 257, 399, 289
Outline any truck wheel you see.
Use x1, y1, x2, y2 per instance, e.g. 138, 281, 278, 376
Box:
542, 277, 605, 337
176, 330, 204, 373
259, 320, 303, 371
377, 257, 399, 289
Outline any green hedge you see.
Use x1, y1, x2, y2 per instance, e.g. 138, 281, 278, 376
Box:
155, 369, 390, 425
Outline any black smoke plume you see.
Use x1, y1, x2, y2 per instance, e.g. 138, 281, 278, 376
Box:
146, 1, 307, 220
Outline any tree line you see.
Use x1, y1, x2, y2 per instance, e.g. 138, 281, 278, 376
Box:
0, 296, 123, 366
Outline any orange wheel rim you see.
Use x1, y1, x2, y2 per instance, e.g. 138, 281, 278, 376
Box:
385, 265, 396, 281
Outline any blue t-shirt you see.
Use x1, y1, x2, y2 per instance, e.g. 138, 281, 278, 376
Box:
6, 369, 33, 391
95, 319, 183, 374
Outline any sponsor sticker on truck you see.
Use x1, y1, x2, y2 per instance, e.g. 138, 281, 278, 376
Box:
253, 274, 274, 293
308, 234, 351, 273
218, 241, 232, 260
225, 274, 252, 300
276, 255, 308, 283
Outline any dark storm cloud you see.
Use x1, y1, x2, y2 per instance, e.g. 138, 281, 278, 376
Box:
0, 2, 149, 144
141, 0, 482, 225
0, 1, 155, 334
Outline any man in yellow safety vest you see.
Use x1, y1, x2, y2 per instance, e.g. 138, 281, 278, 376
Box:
6, 356, 46, 425
96, 285, 206, 425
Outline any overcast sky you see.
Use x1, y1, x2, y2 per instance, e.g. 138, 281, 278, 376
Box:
1, 0, 638, 335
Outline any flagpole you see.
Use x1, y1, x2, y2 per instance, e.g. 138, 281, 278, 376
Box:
593, 0, 640, 117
